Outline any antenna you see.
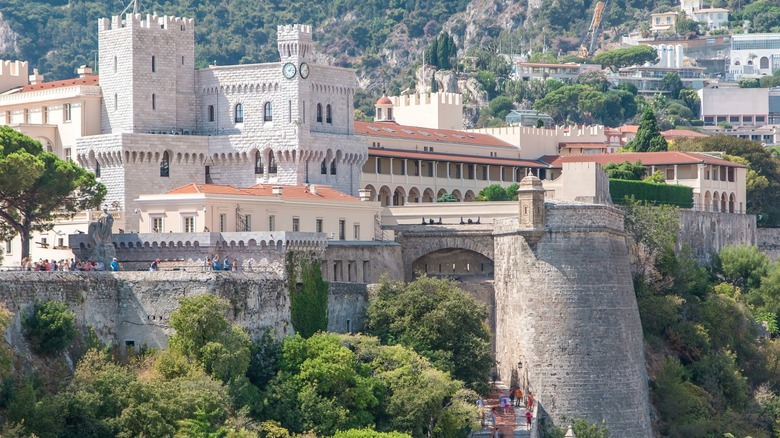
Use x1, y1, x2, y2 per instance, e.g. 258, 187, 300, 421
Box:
121, 0, 140, 15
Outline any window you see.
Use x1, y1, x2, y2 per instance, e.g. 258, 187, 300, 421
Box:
363, 261, 370, 282
23, 108, 29, 123
326, 104, 332, 124
666, 16, 671, 24
666, 168, 675, 180
219, 213, 227, 232
316, 218, 323, 233
235, 103, 243, 123
254, 151, 263, 174
268, 151, 277, 173
113, 56, 117, 73
160, 151, 170, 177
321, 159, 327, 174
151, 55, 156, 72
330, 160, 336, 175
655, 17, 660, 24
208, 105, 215, 122
292, 217, 300, 232
316, 103, 322, 122
64, 104, 71, 122
94, 162, 101, 178
268, 215, 276, 231
339, 219, 346, 240
353, 224, 360, 240
64, 148, 71, 162
264, 102, 273, 122
152, 217, 163, 233
761, 56, 770, 69
114, 94, 118, 111
757, 116, 766, 123
181, 55, 185, 65
4, 240, 11, 255
244, 215, 252, 232
58, 237, 64, 248
184, 217, 195, 233
152, 94, 156, 110
42, 106, 47, 124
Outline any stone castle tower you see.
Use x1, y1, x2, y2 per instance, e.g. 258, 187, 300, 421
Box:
493, 175, 653, 436
98, 13, 196, 134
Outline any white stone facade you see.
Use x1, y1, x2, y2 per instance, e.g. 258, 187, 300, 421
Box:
75, 15, 367, 231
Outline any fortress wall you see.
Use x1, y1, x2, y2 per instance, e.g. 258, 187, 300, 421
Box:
493, 203, 652, 437
757, 228, 780, 259
327, 282, 369, 334
323, 242, 403, 283
678, 210, 756, 262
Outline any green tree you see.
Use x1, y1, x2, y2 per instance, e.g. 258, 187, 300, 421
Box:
476, 184, 510, 201
662, 72, 684, 100
603, 161, 647, 180
168, 294, 251, 382
678, 89, 701, 117
622, 199, 680, 277
488, 96, 514, 120
535, 118, 545, 128
365, 276, 493, 393
287, 253, 329, 338
593, 46, 658, 71
625, 108, 668, 152
716, 245, 770, 290
333, 429, 412, 438
22, 300, 77, 356
0, 126, 105, 262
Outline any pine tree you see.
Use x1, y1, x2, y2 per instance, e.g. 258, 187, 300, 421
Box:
626, 108, 668, 152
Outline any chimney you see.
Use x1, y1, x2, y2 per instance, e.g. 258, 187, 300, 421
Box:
358, 188, 371, 201
28, 68, 44, 85
272, 186, 283, 196
310, 184, 318, 196
77, 65, 93, 78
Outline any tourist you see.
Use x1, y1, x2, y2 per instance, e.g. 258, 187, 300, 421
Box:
96, 260, 105, 271
110, 258, 119, 272
150, 259, 159, 271
223, 256, 230, 271
212, 255, 220, 271
232, 259, 238, 271
525, 409, 532, 430
509, 387, 516, 407
490, 407, 498, 437
527, 392, 534, 411
515, 388, 523, 407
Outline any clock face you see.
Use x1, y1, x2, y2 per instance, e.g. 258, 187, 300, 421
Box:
282, 62, 296, 79
299, 62, 310, 79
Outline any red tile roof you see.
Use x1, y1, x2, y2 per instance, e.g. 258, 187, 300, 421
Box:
618, 125, 639, 134
547, 151, 748, 168
355, 121, 515, 148
21, 75, 99, 92
164, 183, 361, 201
661, 129, 709, 139
367, 147, 546, 168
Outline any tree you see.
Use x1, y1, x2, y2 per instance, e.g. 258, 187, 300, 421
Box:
662, 72, 684, 100
168, 294, 251, 382
593, 46, 658, 71
603, 161, 647, 180
476, 184, 510, 201
625, 108, 668, 152
716, 245, 770, 290
22, 300, 77, 356
365, 276, 493, 393
287, 253, 329, 338
0, 126, 105, 262
488, 96, 514, 120
678, 89, 701, 117
622, 199, 680, 277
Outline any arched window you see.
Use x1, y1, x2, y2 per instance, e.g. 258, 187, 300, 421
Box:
208, 105, 215, 122
734, 60, 741, 66
95, 162, 101, 178
152, 93, 156, 110
151, 55, 156, 72
326, 104, 332, 124
321, 159, 327, 174
160, 151, 170, 177
330, 159, 336, 175
254, 151, 263, 174
761, 56, 770, 69
264, 102, 273, 122
268, 151, 277, 173
316, 103, 323, 122
235, 103, 244, 123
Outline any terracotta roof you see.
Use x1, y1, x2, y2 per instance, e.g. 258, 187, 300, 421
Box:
376, 96, 393, 105
661, 129, 709, 139
559, 142, 606, 149
547, 151, 748, 168
618, 125, 639, 134
164, 183, 361, 201
367, 147, 546, 168
355, 121, 515, 148
21, 75, 99, 92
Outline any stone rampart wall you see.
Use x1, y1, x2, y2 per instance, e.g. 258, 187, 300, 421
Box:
757, 228, 780, 259
677, 210, 756, 262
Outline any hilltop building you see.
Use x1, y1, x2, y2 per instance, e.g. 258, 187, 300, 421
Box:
729, 33, 780, 79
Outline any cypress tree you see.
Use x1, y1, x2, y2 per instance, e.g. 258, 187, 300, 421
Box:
626, 108, 668, 152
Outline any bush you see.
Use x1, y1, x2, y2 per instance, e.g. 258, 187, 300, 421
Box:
22, 300, 77, 355
610, 179, 693, 208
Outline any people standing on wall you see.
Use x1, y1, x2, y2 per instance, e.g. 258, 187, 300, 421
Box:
212, 255, 220, 271
150, 259, 159, 271
525, 409, 532, 430
223, 256, 230, 271
110, 258, 119, 272
232, 259, 238, 271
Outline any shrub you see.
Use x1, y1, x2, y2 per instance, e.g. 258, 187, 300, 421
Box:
610, 179, 693, 208
22, 300, 77, 355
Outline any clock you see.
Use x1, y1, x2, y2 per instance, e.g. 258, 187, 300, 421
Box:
282, 62, 296, 79
299, 62, 310, 79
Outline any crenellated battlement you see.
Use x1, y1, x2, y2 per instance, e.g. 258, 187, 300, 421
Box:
277, 24, 313, 38
98, 13, 194, 32
0, 60, 27, 78
391, 92, 462, 108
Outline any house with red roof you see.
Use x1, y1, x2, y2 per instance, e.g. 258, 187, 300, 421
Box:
543, 151, 747, 213
134, 183, 383, 240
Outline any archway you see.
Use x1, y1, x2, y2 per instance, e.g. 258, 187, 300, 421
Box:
721, 192, 727, 213
704, 191, 711, 212
412, 248, 494, 280
436, 189, 448, 201
364, 184, 377, 202
451, 189, 462, 202
729, 193, 736, 213
393, 186, 406, 206
712, 191, 719, 212
408, 187, 421, 203
422, 188, 435, 203
378, 185, 392, 207
464, 190, 476, 202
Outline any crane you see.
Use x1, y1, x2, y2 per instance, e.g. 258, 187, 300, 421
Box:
578, 1, 606, 58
